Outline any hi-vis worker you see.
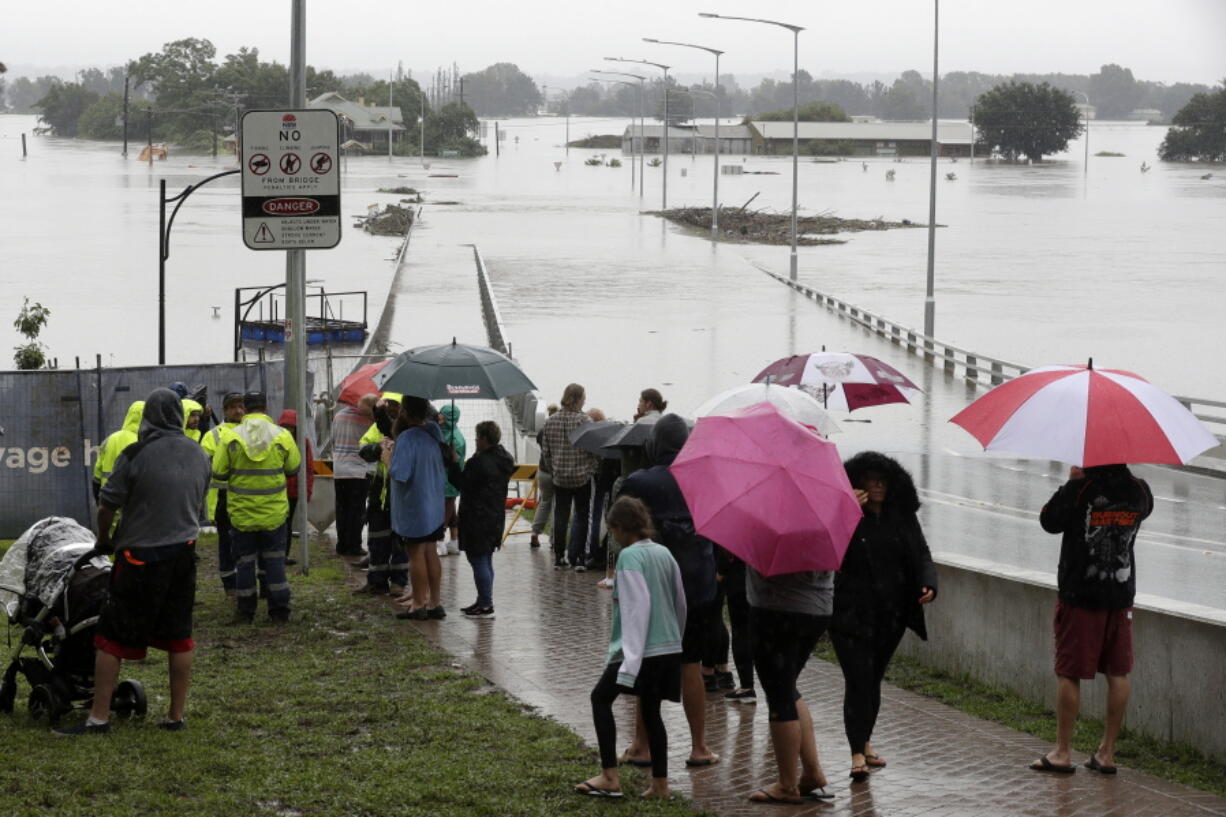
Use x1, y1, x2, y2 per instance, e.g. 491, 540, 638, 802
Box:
354, 392, 406, 595
182, 399, 204, 443
210, 392, 300, 623
201, 392, 245, 596
92, 401, 145, 500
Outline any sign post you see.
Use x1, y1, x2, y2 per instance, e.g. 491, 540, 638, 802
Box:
240, 109, 341, 251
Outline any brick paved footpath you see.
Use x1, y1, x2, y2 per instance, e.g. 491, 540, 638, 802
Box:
344, 544, 1225, 817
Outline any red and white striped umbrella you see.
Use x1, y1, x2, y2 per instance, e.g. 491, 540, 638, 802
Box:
753, 352, 920, 412
950, 364, 1218, 467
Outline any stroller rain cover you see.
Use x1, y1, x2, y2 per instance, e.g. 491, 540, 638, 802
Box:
0, 517, 103, 620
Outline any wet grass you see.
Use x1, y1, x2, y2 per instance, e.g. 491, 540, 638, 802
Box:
813, 640, 1226, 798
1, 533, 710, 817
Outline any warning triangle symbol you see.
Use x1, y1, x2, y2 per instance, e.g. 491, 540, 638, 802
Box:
254, 223, 275, 243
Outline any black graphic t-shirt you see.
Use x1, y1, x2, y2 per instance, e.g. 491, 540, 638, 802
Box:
1040, 465, 1154, 610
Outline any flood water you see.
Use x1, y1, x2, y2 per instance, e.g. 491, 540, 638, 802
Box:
2, 113, 1224, 611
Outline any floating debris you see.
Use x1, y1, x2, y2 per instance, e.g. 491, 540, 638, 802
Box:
653, 207, 929, 246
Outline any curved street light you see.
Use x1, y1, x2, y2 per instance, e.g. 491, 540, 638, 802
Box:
606, 57, 671, 209
644, 38, 725, 238
591, 68, 648, 199
700, 12, 803, 280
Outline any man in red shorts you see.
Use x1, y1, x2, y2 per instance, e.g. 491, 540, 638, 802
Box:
56, 388, 212, 735
1030, 463, 1153, 774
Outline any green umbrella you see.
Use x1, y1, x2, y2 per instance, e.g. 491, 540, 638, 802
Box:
374, 338, 536, 400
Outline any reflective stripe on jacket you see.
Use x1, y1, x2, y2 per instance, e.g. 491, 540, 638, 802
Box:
211, 413, 301, 531
93, 401, 145, 488
201, 421, 240, 519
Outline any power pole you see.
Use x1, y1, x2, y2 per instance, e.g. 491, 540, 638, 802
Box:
287, 0, 310, 572
122, 74, 130, 157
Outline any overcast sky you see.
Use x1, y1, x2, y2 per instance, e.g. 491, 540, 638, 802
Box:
5, 0, 1223, 86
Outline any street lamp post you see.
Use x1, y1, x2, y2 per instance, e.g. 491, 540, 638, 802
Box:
700, 13, 803, 280
1073, 90, 1090, 178
591, 69, 647, 200
644, 38, 724, 238
924, 0, 939, 341
606, 58, 670, 210
587, 75, 640, 192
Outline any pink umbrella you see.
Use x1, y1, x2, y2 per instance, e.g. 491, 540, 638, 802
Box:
754, 351, 920, 411
670, 402, 862, 576
950, 362, 1219, 467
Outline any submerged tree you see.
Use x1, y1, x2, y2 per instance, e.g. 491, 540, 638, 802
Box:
971, 81, 1082, 162
13, 298, 52, 370
1159, 82, 1226, 162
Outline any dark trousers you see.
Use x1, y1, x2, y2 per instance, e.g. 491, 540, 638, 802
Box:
591, 663, 668, 779
334, 478, 369, 554
365, 505, 407, 589
751, 607, 828, 722
216, 493, 236, 591
552, 481, 592, 565
232, 524, 291, 617
726, 591, 754, 690
584, 480, 613, 566
831, 622, 906, 755
466, 551, 494, 607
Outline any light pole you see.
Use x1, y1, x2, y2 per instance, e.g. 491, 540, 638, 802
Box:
1073, 90, 1091, 178
591, 69, 647, 200
588, 76, 640, 193
700, 13, 803, 279
606, 57, 670, 210
644, 38, 724, 238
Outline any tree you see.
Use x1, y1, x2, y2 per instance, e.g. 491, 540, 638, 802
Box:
971, 81, 1082, 162
1159, 82, 1226, 162
5, 75, 59, 112
130, 38, 226, 140
13, 298, 51, 370
460, 63, 541, 117
752, 101, 849, 123
35, 82, 99, 137
1090, 64, 1142, 120
426, 101, 486, 156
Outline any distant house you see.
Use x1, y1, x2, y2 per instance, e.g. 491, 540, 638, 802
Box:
620, 122, 754, 155
748, 120, 977, 157
308, 91, 405, 151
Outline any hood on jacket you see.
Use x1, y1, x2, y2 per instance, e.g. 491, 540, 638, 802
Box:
121, 401, 145, 435
485, 443, 517, 477
439, 404, 461, 428
844, 450, 920, 515
233, 413, 285, 461
139, 389, 185, 444
278, 409, 298, 427
182, 398, 203, 430
646, 413, 690, 467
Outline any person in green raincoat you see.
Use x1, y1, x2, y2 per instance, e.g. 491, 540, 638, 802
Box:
438, 404, 466, 556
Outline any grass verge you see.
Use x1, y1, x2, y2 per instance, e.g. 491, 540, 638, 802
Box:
813, 640, 1226, 797
2, 534, 709, 817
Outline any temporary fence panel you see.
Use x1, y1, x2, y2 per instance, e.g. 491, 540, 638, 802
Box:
0, 360, 308, 538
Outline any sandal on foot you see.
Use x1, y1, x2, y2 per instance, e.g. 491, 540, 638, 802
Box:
864, 753, 887, 768
575, 781, 623, 798
616, 752, 652, 768
1085, 755, 1117, 775
850, 764, 871, 783
800, 786, 835, 801
1030, 756, 1076, 774
685, 753, 720, 767
748, 788, 803, 805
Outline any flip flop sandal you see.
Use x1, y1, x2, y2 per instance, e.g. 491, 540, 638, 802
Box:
617, 752, 652, 768
1085, 756, 1118, 775
850, 764, 871, 783
1030, 756, 1076, 774
804, 787, 836, 801
865, 753, 887, 768
575, 782, 623, 798
747, 788, 804, 805
685, 753, 720, 767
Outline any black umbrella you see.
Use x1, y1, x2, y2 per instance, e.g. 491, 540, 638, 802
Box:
568, 420, 628, 458
601, 415, 694, 450
374, 339, 536, 400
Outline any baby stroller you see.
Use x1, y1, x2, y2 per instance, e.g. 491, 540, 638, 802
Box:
0, 517, 146, 726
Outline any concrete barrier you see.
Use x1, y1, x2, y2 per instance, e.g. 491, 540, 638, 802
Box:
894, 553, 1226, 761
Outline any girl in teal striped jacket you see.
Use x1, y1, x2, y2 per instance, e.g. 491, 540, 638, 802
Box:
575, 496, 687, 800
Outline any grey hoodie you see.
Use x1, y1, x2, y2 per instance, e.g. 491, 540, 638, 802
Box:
101, 388, 212, 550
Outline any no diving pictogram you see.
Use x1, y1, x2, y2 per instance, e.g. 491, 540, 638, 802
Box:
279, 152, 302, 175
248, 153, 270, 175
310, 152, 333, 174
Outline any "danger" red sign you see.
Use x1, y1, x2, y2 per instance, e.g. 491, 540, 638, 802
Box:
262, 197, 321, 215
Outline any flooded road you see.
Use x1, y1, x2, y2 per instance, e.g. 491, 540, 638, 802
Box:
3, 113, 1223, 611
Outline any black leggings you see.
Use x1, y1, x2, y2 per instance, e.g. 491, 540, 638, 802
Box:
703, 587, 754, 691
751, 607, 828, 722
591, 663, 668, 779
830, 623, 906, 755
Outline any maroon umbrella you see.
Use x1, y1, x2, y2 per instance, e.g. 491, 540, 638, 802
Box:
336, 360, 390, 406
754, 351, 920, 411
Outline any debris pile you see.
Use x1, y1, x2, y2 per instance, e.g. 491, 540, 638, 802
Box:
360, 204, 415, 236
655, 207, 928, 246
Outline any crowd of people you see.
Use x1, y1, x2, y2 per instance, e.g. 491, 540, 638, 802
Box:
59, 377, 1157, 808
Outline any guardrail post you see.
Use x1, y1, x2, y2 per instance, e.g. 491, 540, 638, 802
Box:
991, 361, 1003, 385
944, 346, 955, 374
965, 354, 979, 382
890, 325, 900, 345
906, 331, 917, 354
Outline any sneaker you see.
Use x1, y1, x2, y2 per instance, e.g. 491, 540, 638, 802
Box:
597, 577, 614, 589
435, 542, 448, 557
446, 540, 460, 556
573, 563, 587, 573
460, 602, 482, 615
717, 670, 736, 690
54, 719, 110, 736
156, 719, 187, 731
464, 605, 495, 619
724, 689, 757, 704
530, 534, 541, 548
426, 606, 446, 620
553, 557, 567, 570
395, 608, 430, 620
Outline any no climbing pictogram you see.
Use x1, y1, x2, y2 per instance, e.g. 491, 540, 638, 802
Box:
310, 152, 333, 174
279, 153, 302, 175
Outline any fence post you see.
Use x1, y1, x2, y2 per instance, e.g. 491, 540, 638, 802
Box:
944, 346, 955, 374
965, 354, 979, 382
906, 331, 917, 354
991, 361, 1003, 385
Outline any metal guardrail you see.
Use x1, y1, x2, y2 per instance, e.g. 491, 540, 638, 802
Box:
472, 245, 539, 446
761, 267, 1226, 441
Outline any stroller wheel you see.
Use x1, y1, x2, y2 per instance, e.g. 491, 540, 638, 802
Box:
112, 679, 147, 718
29, 684, 66, 726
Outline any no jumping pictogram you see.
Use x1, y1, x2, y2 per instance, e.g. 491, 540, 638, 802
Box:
310, 152, 333, 174
279, 153, 302, 175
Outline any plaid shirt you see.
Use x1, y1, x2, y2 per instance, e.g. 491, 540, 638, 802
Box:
540, 408, 597, 489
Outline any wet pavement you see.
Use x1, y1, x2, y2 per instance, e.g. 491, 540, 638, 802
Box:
353, 544, 1226, 817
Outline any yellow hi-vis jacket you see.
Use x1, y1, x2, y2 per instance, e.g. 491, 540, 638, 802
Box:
93, 401, 145, 488
211, 413, 301, 532
182, 399, 204, 443
200, 420, 241, 520
359, 421, 391, 508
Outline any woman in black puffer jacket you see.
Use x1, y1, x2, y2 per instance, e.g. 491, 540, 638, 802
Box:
832, 451, 937, 783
